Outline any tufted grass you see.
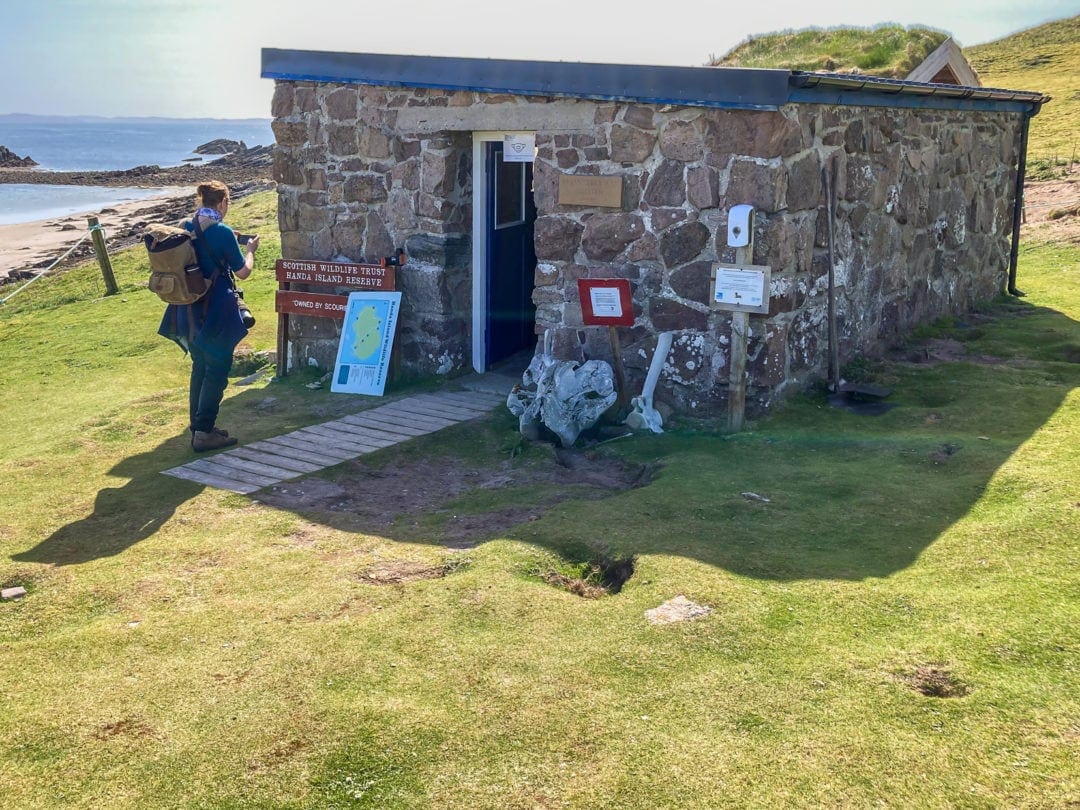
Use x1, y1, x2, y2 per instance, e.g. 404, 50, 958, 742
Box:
0, 193, 1077, 806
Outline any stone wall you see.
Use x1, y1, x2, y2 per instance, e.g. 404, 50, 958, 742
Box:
270, 80, 1022, 413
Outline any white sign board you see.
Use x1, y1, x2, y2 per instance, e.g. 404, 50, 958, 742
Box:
589, 286, 624, 318
331, 291, 401, 396
710, 263, 771, 315
503, 133, 535, 162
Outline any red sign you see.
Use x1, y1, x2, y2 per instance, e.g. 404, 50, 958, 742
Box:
275, 290, 350, 319
577, 278, 634, 327
275, 259, 394, 290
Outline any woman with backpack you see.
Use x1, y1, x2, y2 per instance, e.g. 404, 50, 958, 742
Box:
158, 180, 260, 452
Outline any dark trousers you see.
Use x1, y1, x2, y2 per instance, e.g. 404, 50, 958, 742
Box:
189, 345, 231, 433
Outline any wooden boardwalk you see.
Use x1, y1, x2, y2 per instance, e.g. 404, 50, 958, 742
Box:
161, 388, 509, 494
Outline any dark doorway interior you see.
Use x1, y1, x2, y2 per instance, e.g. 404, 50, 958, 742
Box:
485, 141, 537, 367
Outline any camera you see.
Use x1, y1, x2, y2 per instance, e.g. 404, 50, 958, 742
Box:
236, 288, 256, 329
236, 233, 257, 245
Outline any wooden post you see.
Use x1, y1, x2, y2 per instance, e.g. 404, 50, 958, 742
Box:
726, 242, 753, 432
86, 216, 117, 296
608, 325, 629, 416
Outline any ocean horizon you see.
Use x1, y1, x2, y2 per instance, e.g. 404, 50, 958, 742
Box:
0, 116, 273, 224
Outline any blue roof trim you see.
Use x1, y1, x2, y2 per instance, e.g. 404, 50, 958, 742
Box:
260, 49, 1047, 115
261, 49, 790, 111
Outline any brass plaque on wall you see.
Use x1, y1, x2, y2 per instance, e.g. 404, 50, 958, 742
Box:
557, 175, 623, 208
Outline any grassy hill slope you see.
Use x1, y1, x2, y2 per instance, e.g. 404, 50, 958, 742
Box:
966, 15, 1080, 161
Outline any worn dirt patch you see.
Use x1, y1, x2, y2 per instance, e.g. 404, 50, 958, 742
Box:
257, 450, 655, 548
357, 558, 469, 585
1023, 165, 1080, 245
897, 663, 971, 698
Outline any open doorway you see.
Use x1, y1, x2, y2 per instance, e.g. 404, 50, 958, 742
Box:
471, 133, 537, 372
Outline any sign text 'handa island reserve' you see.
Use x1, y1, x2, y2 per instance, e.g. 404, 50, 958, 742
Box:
275, 259, 394, 289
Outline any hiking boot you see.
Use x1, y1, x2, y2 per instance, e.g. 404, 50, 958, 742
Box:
189, 427, 229, 438
192, 430, 238, 452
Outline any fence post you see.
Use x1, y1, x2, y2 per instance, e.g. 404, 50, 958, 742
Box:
86, 216, 118, 296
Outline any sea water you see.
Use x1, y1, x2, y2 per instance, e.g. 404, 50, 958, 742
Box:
0, 116, 274, 224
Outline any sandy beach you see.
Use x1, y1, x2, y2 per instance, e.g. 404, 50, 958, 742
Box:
0, 145, 274, 282
0, 188, 195, 279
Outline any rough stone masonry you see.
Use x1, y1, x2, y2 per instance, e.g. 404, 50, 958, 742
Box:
270, 80, 1022, 415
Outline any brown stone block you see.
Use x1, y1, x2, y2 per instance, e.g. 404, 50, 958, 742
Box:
668, 260, 712, 304
786, 152, 822, 211
325, 87, 358, 121
610, 125, 657, 163
271, 83, 295, 118
624, 105, 655, 129
659, 221, 710, 269
534, 217, 584, 262
644, 159, 687, 207
688, 166, 719, 210
703, 109, 804, 160
626, 233, 659, 262
650, 208, 687, 232
726, 160, 787, 212
660, 120, 704, 162
557, 149, 580, 169
273, 152, 304, 186
582, 213, 646, 261
649, 297, 708, 332
271, 120, 310, 148
343, 174, 388, 204
295, 87, 319, 113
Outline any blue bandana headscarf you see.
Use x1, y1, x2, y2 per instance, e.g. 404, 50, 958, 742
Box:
196, 206, 223, 222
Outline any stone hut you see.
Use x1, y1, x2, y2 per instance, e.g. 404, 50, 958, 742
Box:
261, 49, 1046, 415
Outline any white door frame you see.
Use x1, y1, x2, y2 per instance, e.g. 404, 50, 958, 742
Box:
470, 131, 534, 373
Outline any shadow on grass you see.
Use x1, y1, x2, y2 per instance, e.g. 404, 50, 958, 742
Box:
244, 299, 1077, 583
11, 434, 206, 567
14, 301, 1078, 582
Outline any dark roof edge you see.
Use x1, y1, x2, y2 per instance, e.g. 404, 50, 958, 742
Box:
261, 49, 790, 111
260, 49, 1049, 115
790, 72, 1049, 114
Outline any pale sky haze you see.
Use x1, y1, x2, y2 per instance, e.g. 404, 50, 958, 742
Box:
1, 0, 1076, 119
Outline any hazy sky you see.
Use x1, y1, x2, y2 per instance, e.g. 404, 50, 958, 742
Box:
1, 0, 1075, 119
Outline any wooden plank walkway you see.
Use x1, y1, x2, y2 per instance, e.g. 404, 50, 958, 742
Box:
161, 388, 509, 494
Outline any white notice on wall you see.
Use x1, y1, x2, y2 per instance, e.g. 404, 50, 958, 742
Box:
503, 133, 535, 162
713, 266, 766, 309
589, 286, 624, 318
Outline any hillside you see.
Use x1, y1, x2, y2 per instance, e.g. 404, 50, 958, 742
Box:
710, 25, 948, 78
967, 15, 1080, 161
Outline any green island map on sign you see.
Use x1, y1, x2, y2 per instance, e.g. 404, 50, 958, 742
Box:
352, 305, 384, 363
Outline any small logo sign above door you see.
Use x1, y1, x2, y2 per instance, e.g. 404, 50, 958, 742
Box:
503, 133, 535, 162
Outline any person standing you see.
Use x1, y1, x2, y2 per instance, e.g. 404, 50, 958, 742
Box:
158, 180, 259, 451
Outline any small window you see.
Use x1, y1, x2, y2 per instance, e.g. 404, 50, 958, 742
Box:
495, 159, 524, 228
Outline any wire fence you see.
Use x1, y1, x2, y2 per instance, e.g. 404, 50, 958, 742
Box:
0, 229, 96, 307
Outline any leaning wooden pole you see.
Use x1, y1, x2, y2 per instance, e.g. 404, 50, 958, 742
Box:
86, 216, 118, 296
726, 239, 753, 433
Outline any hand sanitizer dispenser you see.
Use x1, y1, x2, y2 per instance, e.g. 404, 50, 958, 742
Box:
727, 205, 754, 248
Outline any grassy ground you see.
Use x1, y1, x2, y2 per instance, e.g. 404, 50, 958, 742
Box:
0, 191, 1077, 807
711, 25, 947, 78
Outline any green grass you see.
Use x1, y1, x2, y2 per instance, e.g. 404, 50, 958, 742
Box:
0, 193, 1077, 806
711, 25, 949, 78
966, 15, 1080, 162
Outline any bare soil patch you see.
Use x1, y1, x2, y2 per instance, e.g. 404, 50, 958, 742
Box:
897, 663, 971, 698
257, 449, 655, 549
1022, 165, 1080, 245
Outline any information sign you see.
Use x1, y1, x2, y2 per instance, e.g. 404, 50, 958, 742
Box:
503, 133, 536, 163
710, 263, 771, 315
275, 259, 394, 291
275, 290, 350, 319
331, 291, 402, 396
577, 278, 634, 327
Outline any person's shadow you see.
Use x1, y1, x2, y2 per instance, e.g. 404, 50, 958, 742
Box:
12, 434, 205, 566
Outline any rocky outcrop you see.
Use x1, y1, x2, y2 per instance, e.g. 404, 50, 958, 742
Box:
0, 145, 36, 167
0, 143, 273, 188
194, 138, 246, 155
